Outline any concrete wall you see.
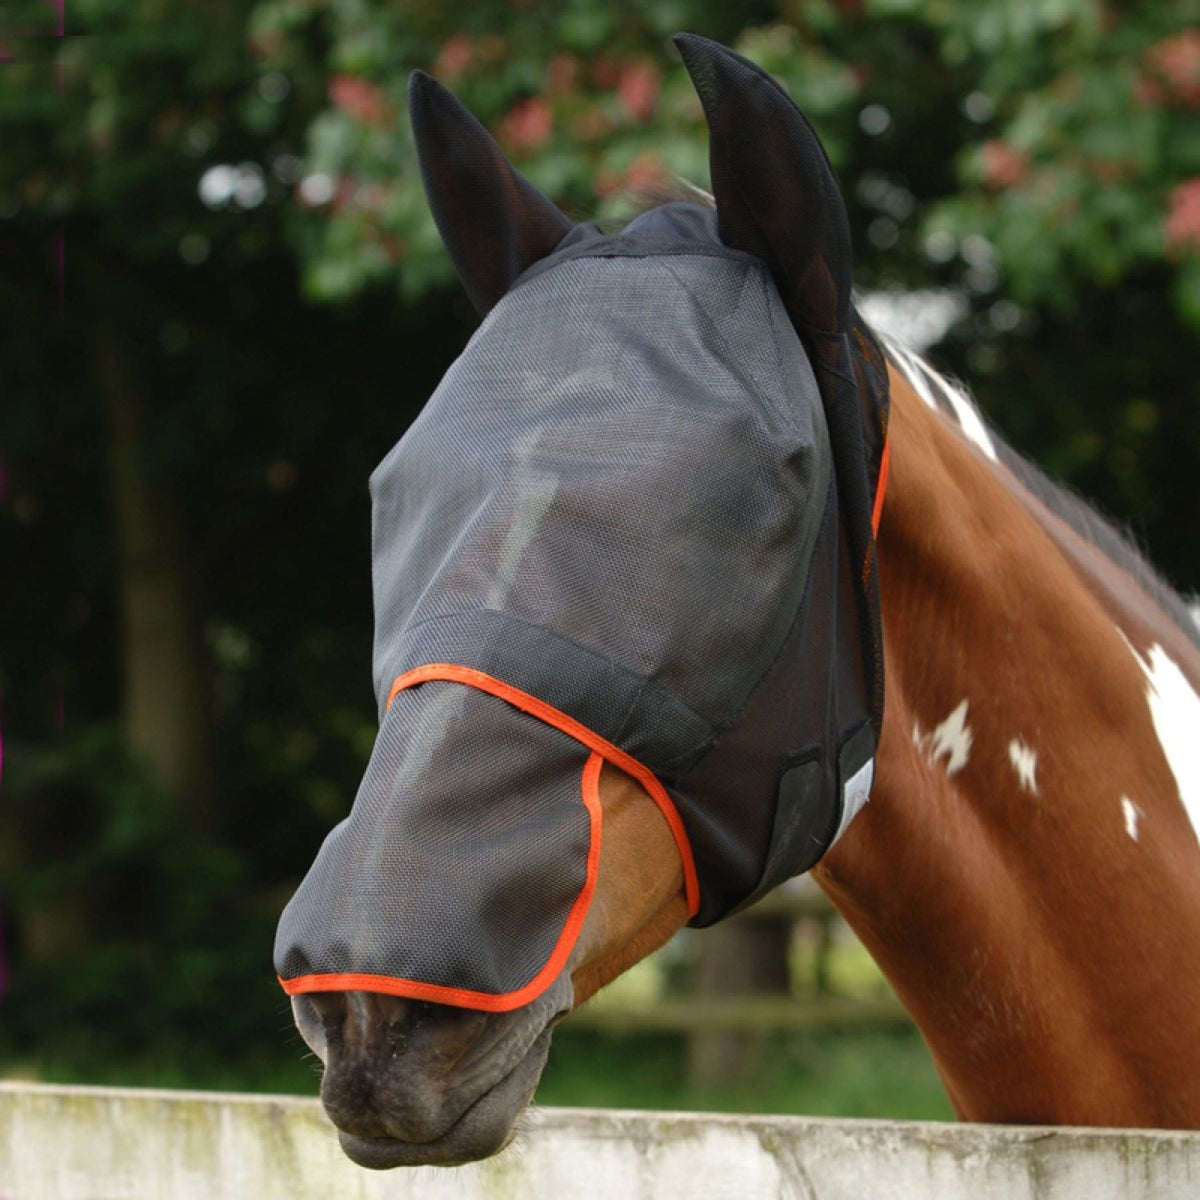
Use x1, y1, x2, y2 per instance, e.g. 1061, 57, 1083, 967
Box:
1, 1082, 1197, 1200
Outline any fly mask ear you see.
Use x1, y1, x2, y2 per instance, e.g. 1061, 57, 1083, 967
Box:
676, 32, 888, 736
408, 70, 575, 316
673, 33, 851, 336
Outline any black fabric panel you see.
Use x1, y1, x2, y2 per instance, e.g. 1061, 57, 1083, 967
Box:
671, 476, 864, 924
386, 609, 715, 773
838, 721, 875, 796
674, 34, 888, 740
807, 327, 887, 736
758, 753, 824, 900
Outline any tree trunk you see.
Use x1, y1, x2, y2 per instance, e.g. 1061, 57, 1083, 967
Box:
686, 915, 793, 1092
96, 317, 214, 828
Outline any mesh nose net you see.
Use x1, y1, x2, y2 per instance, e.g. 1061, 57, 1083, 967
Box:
275, 35, 890, 1012
274, 682, 602, 1007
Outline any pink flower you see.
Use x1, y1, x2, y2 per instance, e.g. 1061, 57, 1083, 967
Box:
330, 176, 359, 214
593, 154, 668, 199
593, 169, 621, 198
1089, 158, 1136, 185
248, 30, 284, 61
498, 98, 553, 155
624, 153, 668, 192
545, 52, 578, 95
354, 182, 388, 212
1141, 30, 1200, 109
980, 139, 1029, 190
328, 76, 391, 127
617, 62, 660, 123
475, 35, 507, 64
435, 34, 473, 82
1165, 177, 1200, 252
380, 235, 406, 264
591, 54, 621, 89
571, 107, 613, 142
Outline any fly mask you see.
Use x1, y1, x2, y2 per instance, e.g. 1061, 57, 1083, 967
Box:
274, 34, 890, 1012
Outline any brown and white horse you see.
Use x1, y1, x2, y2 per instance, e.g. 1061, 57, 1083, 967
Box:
289, 60, 1200, 1171
816, 344, 1200, 1128
292, 337, 1200, 1166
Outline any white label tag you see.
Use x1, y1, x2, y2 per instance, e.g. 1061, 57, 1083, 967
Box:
832, 757, 874, 846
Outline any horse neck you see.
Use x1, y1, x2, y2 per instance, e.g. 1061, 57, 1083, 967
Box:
812, 362, 1200, 1127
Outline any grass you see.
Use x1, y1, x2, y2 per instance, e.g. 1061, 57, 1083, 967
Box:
4, 1026, 951, 1122
537, 1027, 953, 1121
1, 1040, 321, 1096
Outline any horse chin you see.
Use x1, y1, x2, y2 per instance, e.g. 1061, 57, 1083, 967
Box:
336, 1024, 552, 1169
292, 979, 572, 1170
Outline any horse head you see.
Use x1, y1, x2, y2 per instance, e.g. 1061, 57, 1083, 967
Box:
276, 33, 892, 1167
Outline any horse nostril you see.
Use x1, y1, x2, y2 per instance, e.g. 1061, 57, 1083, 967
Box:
304, 990, 348, 1034
291, 993, 339, 1062
308, 990, 423, 1053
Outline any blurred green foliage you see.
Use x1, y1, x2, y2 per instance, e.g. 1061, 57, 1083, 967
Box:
1, 0, 1198, 1110
238, 0, 1200, 315
0, 728, 264, 1067
537, 1028, 954, 1120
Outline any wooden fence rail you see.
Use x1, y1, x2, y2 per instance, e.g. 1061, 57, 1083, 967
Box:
2, 1082, 1197, 1200
570, 883, 908, 1038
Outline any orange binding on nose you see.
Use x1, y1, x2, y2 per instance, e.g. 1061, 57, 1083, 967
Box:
385, 663, 700, 918
278, 663, 700, 1013
280, 750, 604, 1012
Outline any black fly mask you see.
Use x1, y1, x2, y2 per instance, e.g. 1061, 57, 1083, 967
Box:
275, 35, 890, 1011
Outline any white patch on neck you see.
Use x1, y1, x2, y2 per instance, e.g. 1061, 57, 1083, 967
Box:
890, 344, 938, 410
917, 699, 973, 776
1121, 795, 1142, 842
886, 339, 998, 460
940, 378, 999, 462
1007, 737, 1038, 794
1124, 638, 1200, 844
1189, 601, 1200, 634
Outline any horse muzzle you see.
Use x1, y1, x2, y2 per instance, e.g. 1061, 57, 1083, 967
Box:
292, 979, 571, 1168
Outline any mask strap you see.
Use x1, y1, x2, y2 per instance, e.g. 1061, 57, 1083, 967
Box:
871, 433, 890, 537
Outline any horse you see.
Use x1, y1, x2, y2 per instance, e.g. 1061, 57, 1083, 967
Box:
278, 35, 1200, 1168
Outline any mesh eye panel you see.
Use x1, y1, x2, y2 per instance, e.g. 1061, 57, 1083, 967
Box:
274, 682, 593, 999
370, 237, 830, 739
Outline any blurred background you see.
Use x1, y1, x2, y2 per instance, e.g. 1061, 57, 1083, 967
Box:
2, 0, 1198, 1118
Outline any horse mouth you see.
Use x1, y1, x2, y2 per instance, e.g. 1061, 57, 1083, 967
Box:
335, 1025, 553, 1169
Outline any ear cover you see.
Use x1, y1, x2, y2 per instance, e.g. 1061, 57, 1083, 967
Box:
409, 70, 575, 315
673, 32, 852, 335
675, 32, 886, 737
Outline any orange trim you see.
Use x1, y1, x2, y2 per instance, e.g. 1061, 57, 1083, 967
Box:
871, 434, 890, 538
280, 751, 606, 1014
383, 663, 701, 916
